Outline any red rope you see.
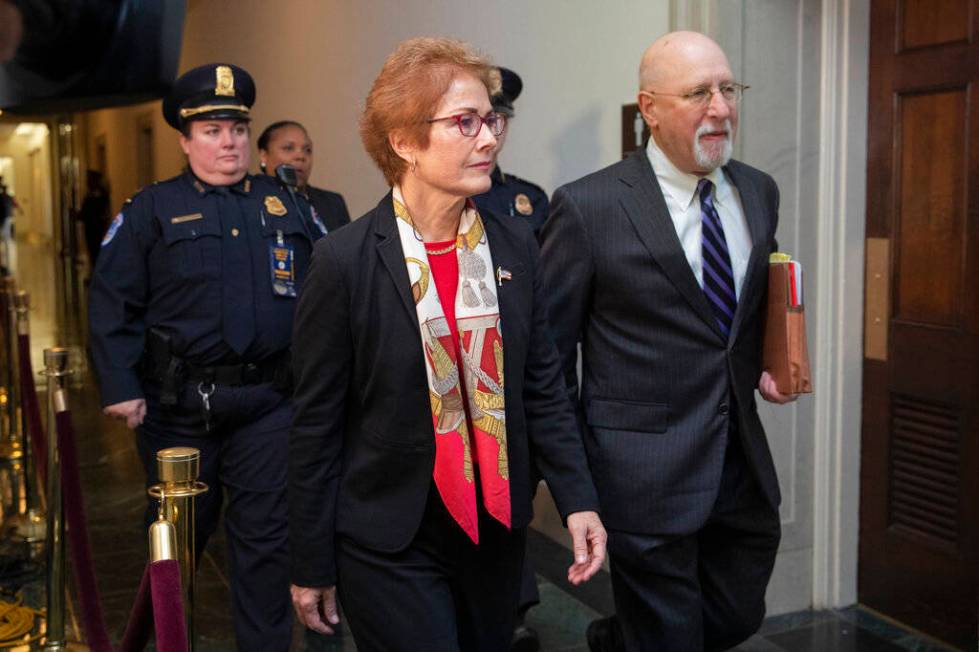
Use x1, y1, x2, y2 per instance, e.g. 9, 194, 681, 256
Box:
56, 408, 190, 652
17, 332, 45, 483
57, 408, 113, 652
117, 564, 152, 652
149, 560, 188, 652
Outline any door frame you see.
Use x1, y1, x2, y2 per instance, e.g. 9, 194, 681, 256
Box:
809, 0, 869, 609
673, 0, 870, 610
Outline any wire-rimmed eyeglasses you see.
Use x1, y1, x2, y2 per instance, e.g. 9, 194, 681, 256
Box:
427, 111, 507, 137
642, 82, 749, 107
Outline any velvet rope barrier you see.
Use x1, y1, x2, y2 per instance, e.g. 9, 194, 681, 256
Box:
117, 564, 153, 652
56, 408, 188, 652
17, 332, 45, 483
56, 408, 113, 652
149, 559, 188, 652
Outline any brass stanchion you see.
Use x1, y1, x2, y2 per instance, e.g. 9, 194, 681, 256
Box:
42, 347, 72, 651
0, 277, 26, 533
148, 448, 207, 651
0, 277, 21, 460
6, 291, 45, 551
148, 497, 178, 563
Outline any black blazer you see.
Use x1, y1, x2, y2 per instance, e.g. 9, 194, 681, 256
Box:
539, 149, 781, 537
289, 192, 599, 587
306, 185, 351, 232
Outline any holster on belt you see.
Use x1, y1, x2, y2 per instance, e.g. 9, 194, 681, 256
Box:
144, 327, 184, 406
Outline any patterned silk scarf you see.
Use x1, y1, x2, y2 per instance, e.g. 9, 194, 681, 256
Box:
393, 187, 511, 543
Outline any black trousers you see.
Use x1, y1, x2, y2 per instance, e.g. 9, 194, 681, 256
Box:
607, 434, 781, 652
137, 381, 292, 652
337, 488, 526, 652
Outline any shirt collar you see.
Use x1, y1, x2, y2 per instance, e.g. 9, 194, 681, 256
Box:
645, 137, 728, 209
490, 165, 507, 185
185, 169, 252, 196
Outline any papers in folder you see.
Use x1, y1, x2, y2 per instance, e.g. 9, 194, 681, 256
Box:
762, 252, 812, 395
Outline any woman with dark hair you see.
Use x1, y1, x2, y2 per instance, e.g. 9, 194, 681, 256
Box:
257, 120, 351, 233
288, 37, 606, 651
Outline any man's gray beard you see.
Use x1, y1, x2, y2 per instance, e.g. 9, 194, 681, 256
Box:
693, 120, 733, 170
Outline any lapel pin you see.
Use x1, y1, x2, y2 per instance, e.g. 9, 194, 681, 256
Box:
496, 266, 512, 287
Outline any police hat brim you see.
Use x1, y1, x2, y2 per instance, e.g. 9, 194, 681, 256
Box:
163, 63, 256, 130
163, 99, 252, 129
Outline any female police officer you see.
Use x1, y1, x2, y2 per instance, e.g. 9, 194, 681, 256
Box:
257, 120, 351, 233
88, 63, 320, 651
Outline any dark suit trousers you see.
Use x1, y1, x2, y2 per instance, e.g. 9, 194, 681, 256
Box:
607, 434, 781, 652
337, 487, 526, 652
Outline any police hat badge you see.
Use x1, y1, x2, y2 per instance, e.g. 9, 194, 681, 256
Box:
163, 63, 256, 129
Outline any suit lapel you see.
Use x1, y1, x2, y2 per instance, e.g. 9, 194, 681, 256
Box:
618, 150, 726, 341
723, 163, 769, 342
481, 214, 519, 384
373, 192, 419, 329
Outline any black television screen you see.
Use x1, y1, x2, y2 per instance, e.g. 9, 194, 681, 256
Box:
0, 0, 185, 114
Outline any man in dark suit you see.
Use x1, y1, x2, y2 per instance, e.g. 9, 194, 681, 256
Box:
539, 31, 798, 651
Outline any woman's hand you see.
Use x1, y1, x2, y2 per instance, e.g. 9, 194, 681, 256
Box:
291, 584, 340, 635
103, 399, 147, 429
565, 510, 607, 585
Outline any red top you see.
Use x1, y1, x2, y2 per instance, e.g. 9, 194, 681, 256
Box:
425, 241, 461, 352
425, 241, 474, 448
424, 240, 511, 541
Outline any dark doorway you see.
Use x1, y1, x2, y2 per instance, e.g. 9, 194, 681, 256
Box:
860, 1, 979, 649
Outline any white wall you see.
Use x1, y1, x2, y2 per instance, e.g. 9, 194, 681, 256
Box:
134, 0, 670, 217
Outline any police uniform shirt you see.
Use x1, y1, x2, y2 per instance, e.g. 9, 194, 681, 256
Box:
88, 170, 319, 405
303, 185, 352, 233
473, 167, 549, 237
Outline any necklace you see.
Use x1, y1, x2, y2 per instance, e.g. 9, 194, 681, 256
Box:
425, 241, 457, 255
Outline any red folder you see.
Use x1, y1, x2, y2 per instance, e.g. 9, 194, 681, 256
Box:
762, 253, 812, 395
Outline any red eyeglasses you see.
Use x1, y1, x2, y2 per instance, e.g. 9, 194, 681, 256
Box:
427, 111, 507, 137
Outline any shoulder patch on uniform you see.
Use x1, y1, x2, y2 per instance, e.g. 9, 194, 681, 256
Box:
101, 213, 124, 246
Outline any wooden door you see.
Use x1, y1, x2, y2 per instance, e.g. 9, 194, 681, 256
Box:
861, 1, 979, 649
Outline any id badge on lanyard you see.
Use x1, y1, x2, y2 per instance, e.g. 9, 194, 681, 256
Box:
269, 230, 297, 297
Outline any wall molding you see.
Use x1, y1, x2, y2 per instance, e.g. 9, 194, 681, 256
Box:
670, 0, 870, 610
811, 0, 868, 608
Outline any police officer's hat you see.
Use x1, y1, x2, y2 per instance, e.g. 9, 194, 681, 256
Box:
163, 63, 256, 130
492, 67, 523, 116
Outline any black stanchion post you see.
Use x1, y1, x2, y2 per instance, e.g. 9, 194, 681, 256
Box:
42, 347, 71, 651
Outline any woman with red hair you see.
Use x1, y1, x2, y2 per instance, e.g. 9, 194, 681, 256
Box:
288, 37, 606, 651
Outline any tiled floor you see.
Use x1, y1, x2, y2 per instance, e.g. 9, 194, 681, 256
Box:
0, 239, 967, 651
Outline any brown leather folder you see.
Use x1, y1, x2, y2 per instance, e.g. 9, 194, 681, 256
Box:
762, 254, 812, 395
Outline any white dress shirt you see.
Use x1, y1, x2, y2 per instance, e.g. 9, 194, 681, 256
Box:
646, 138, 753, 300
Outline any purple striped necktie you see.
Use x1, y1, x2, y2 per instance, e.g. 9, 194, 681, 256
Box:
697, 178, 737, 338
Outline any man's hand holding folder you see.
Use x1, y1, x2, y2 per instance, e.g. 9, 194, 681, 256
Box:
761, 252, 812, 401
